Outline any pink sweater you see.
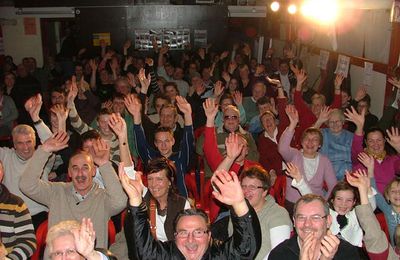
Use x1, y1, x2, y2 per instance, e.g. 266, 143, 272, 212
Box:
278, 128, 338, 203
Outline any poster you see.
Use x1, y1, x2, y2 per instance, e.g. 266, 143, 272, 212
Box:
318, 50, 330, 70
134, 29, 190, 50
363, 61, 373, 87
334, 54, 350, 77
194, 30, 207, 49
92, 33, 111, 46
23, 17, 36, 35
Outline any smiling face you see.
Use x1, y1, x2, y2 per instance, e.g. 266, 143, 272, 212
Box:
261, 113, 277, 134
327, 112, 344, 134
147, 169, 170, 202
49, 234, 82, 260
332, 190, 355, 215
223, 107, 240, 133
366, 130, 385, 155
228, 78, 239, 92
165, 85, 179, 101
175, 215, 211, 260
97, 114, 112, 137
160, 107, 177, 129
68, 153, 96, 196
294, 200, 331, 243
13, 133, 36, 160
154, 131, 175, 157
386, 182, 400, 208
301, 132, 321, 157
241, 176, 267, 211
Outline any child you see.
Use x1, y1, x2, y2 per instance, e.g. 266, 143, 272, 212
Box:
286, 162, 376, 247
360, 149, 400, 246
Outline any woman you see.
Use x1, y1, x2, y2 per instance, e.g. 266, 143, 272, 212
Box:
346, 106, 400, 194
278, 105, 337, 216
314, 108, 353, 180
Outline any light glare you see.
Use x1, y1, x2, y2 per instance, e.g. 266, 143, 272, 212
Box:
301, 0, 338, 24
288, 4, 297, 15
270, 1, 280, 12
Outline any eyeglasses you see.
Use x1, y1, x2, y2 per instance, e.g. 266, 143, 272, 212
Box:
295, 214, 327, 223
224, 115, 238, 120
50, 249, 78, 259
174, 229, 209, 239
328, 120, 343, 125
241, 185, 264, 192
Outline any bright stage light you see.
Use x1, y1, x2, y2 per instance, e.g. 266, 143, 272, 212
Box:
270, 1, 280, 12
301, 0, 338, 24
288, 4, 297, 15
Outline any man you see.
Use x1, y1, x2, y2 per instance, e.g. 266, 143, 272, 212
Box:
46, 218, 117, 260
269, 194, 359, 259
0, 160, 36, 259
19, 132, 127, 249
125, 95, 194, 197
119, 167, 261, 260
228, 166, 292, 260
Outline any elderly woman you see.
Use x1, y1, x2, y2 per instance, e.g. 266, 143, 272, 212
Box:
278, 105, 337, 216
46, 218, 116, 260
346, 107, 400, 193
314, 108, 353, 180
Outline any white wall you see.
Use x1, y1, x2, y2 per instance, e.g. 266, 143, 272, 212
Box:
0, 7, 74, 67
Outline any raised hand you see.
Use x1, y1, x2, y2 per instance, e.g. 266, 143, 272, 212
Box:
203, 98, 219, 120
91, 138, 110, 167
285, 104, 299, 129
354, 86, 367, 102
138, 68, 151, 93
118, 162, 143, 206
213, 81, 224, 97
101, 100, 113, 111
175, 96, 192, 115
73, 218, 96, 259
344, 106, 365, 134
211, 170, 247, 216
51, 104, 68, 122
123, 39, 132, 51
126, 72, 137, 88
220, 50, 229, 60
67, 76, 79, 105
345, 169, 370, 191
266, 76, 282, 87
228, 61, 238, 74
233, 91, 242, 105
334, 74, 344, 89
357, 152, 374, 176
24, 93, 42, 122
320, 230, 340, 260
286, 162, 302, 182
221, 71, 231, 83
42, 131, 69, 153
388, 77, 400, 89
124, 94, 142, 117
89, 59, 98, 73
316, 106, 331, 127
295, 69, 308, 87
225, 133, 244, 160
108, 113, 127, 140
386, 127, 400, 153
159, 45, 169, 55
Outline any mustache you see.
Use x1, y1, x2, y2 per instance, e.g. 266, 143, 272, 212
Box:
75, 176, 87, 182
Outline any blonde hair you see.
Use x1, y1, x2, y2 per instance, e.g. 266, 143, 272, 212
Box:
46, 220, 80, 254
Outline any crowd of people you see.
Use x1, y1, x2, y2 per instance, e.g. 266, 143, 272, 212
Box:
1, 35, 400, 260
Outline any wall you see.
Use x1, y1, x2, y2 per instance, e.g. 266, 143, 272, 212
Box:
0, 7, 75, 67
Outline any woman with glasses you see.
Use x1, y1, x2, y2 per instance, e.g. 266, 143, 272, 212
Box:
314, 108, 353, 180
278, 105, 337, 217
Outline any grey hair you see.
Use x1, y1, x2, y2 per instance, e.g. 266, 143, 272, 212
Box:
329, 109, 345, 122
293, 194, 330, 217
46, 220, 80, 255
12, 124, 35, 138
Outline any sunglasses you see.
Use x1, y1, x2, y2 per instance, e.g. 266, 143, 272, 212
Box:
224, 115, 238, 120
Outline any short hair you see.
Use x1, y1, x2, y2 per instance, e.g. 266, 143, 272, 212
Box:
153, 93, 171, 108
260, 111, 276, 121
81, 130, 101, 143
364, 127, 385, 148
219, 93, 234, 106
51, 86, 66, 95
279, 58, 290, 66
147, 157, 177, 188
97, 108, 112, 120
164, 82, 179, 94
223, 105, 240, 117
293, 194, 330, 217
327, 181, 360, 209
301, 127, 323, 147
112, 92, 126, 101
256, 96, 270, 106
174, 208, 210, 232
311, 93, 326, 105
329, 109, 345, 122
69, 150, 94, 167
384, 177, 400, 202
46, 220, 80, 254
114, 77, 130, 87
12, 124, 35, 139
241, 165, 271, 190
160, 104, 178, 117
154, 126, 174, 137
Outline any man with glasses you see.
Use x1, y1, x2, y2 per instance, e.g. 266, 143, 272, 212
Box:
269, 194, 359, 259
119, 167, 261, 260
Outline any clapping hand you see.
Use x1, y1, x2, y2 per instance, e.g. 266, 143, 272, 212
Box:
320, 230, 340, 260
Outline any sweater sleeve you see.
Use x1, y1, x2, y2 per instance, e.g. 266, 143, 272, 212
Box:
133, 124, 158, 165
19, 147, 55, 206
278, 128, 298, 162
68, 103, 92, 134
33, 120, 53, 144
99, 162, 127, 216
5, 199, 36, 260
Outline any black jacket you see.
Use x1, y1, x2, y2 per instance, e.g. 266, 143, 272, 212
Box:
268, 235, 360, 260
127, 201, 261, 260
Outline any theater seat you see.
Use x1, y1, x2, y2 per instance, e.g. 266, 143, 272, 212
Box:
269, 175, 286, 207
31, 219, 116, 260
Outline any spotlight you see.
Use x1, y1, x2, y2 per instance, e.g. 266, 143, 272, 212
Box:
300, 0, 338, 24
270, 1, 280, 12
288, 4, 297, 14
